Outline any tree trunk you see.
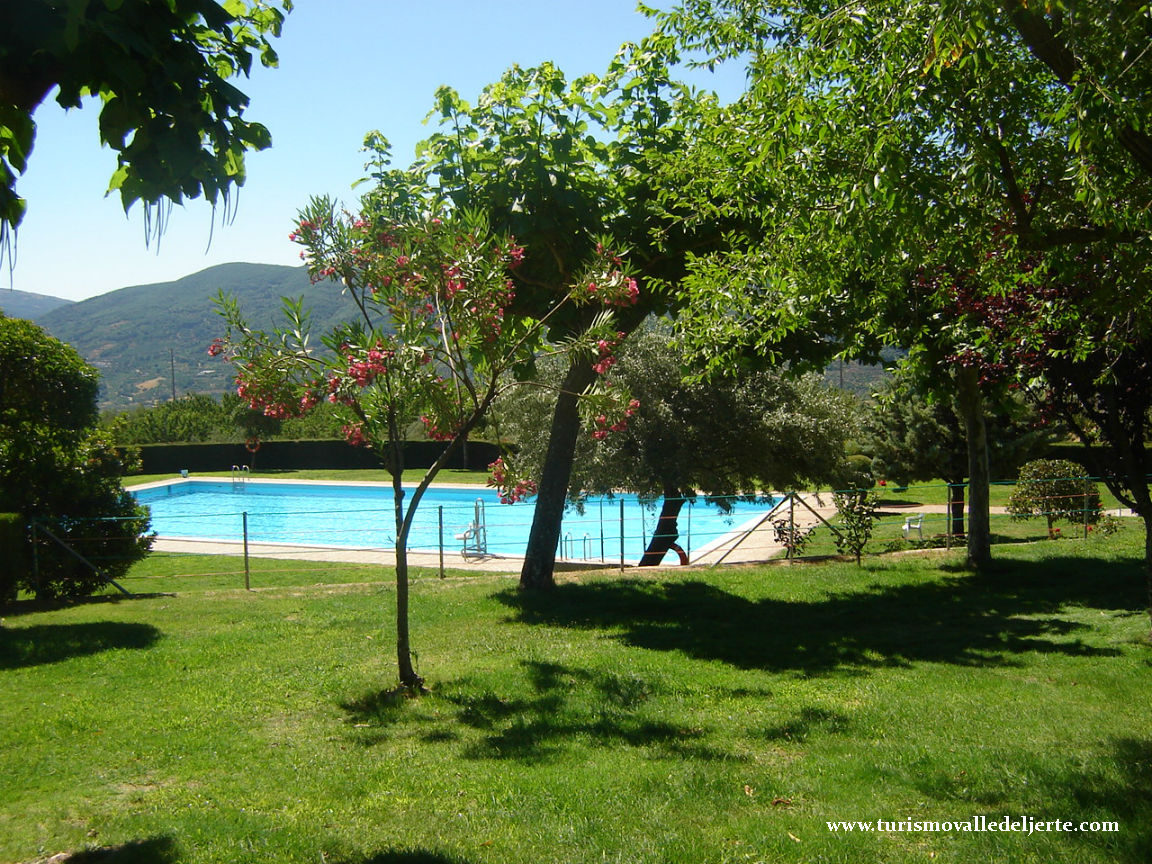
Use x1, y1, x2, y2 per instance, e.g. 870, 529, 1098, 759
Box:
1145, 517, 1152, 637
393, 541, 422, 691
956, 365, 992, 570
947, 480, 966, 538
388, 424, 422, 692
519, 361, 598, 590
639, 491, 686, 567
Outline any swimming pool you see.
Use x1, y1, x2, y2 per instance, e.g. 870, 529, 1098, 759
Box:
133, 479, 781, 564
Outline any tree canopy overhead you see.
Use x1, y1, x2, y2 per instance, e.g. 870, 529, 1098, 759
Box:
0, 0, 292, 245
645, 0, 1152, 367
645, 0, 1152, 576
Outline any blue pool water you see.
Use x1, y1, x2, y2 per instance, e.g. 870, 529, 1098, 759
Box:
133, 480, 780, 563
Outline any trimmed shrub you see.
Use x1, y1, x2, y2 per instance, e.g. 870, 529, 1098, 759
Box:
1008, 459, 1102, 539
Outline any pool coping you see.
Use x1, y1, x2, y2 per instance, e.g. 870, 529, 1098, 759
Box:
130, 477, 813, 570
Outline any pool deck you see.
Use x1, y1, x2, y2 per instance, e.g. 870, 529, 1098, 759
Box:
146, 493, 837, 574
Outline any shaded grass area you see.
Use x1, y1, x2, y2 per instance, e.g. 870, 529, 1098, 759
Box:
1, 535, 1149, 863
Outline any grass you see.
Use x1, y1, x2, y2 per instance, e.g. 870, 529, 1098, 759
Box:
2, 534, 1150, 863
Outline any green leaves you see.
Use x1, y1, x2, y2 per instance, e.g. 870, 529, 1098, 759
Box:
1, 0, 292, 240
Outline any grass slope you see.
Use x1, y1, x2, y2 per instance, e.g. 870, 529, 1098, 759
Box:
36, 263, 353, 411
1, 536, 1149, 863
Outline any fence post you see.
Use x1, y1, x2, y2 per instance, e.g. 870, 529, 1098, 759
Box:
945, 484, 952, 550
242, 511, 251, 591
1084, 476, 1091, 540
30, 520, 41, 595
438, 506, 445, 579
619, 499, 625, 572
600, 497, 605, 562
788, 493, 796, 560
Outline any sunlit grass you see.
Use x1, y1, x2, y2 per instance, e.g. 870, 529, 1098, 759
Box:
2, 533, 1149, 863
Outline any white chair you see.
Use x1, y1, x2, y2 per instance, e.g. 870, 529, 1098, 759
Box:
902, 514, 924, 540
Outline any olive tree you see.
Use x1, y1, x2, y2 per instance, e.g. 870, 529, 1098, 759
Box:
500, 325, 862, 566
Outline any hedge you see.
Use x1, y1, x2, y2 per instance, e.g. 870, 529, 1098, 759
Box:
135, 439, 501, 475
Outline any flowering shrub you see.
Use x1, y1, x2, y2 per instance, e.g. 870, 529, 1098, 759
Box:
487, 456, 538, 504
213, 190, 639, 691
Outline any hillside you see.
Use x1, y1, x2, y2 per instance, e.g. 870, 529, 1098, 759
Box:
37, 263, 353, 411
0, 288, 73, 321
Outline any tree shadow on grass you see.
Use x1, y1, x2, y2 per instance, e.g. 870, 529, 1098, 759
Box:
341, 659, 741, 764
496, 556, 1141, 677
1, 593, 173, 618
46, 836, 180, 863
1067, 737, 1152, 864
0, 621, 161, 670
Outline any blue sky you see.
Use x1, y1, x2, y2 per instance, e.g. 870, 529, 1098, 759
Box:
12, 0, 743, 302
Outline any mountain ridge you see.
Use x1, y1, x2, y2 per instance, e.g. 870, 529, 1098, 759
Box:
36, 262, 350, 411
0, 287, 74, 321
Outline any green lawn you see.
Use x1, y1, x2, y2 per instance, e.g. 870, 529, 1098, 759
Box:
2, 535, 1149, 863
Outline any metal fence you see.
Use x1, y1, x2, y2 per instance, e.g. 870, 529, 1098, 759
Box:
14, 476, 1142, 595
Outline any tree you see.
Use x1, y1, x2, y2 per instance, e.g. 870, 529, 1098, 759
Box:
0, 0, 292, 245
832, 490, 878, 565
395, 50, 748, 589
1008, 459, 1101, 540
864, 362, 1051, 537
0, 313, 151, 599
500, 325, 861, 565
648, 0, 1152, 573
215, 186, 635, 692
955, 255, 1152, 625
110, 393, 230, 444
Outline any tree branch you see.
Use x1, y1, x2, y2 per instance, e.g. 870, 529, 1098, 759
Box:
1007, 1, 1152, 181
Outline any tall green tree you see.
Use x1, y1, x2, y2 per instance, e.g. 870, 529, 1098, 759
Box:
648, 0, 1152, 573
390, 50, 749, 589
864, 362, 1051, 536
0, 0, 291, 245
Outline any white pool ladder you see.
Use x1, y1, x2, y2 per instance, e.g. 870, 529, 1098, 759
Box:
231, 464, 250, 489
563, 532, 592, 560
455, 498, 487, 556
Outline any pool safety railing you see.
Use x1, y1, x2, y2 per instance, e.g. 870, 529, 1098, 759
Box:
563, 532, 594, 560
231, 464, 250, 489
455, 498, 487, 556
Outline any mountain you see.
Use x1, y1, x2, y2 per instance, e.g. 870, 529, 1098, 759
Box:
37, 263, 353, 411
0, 288, 74, 321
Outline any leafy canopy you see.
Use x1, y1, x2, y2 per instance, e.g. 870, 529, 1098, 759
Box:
0, 0, 292, 245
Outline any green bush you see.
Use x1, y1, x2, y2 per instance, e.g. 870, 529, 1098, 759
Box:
1007, 458, 1102, 539
832, 489, 878, 564
1, 316, 151, 600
